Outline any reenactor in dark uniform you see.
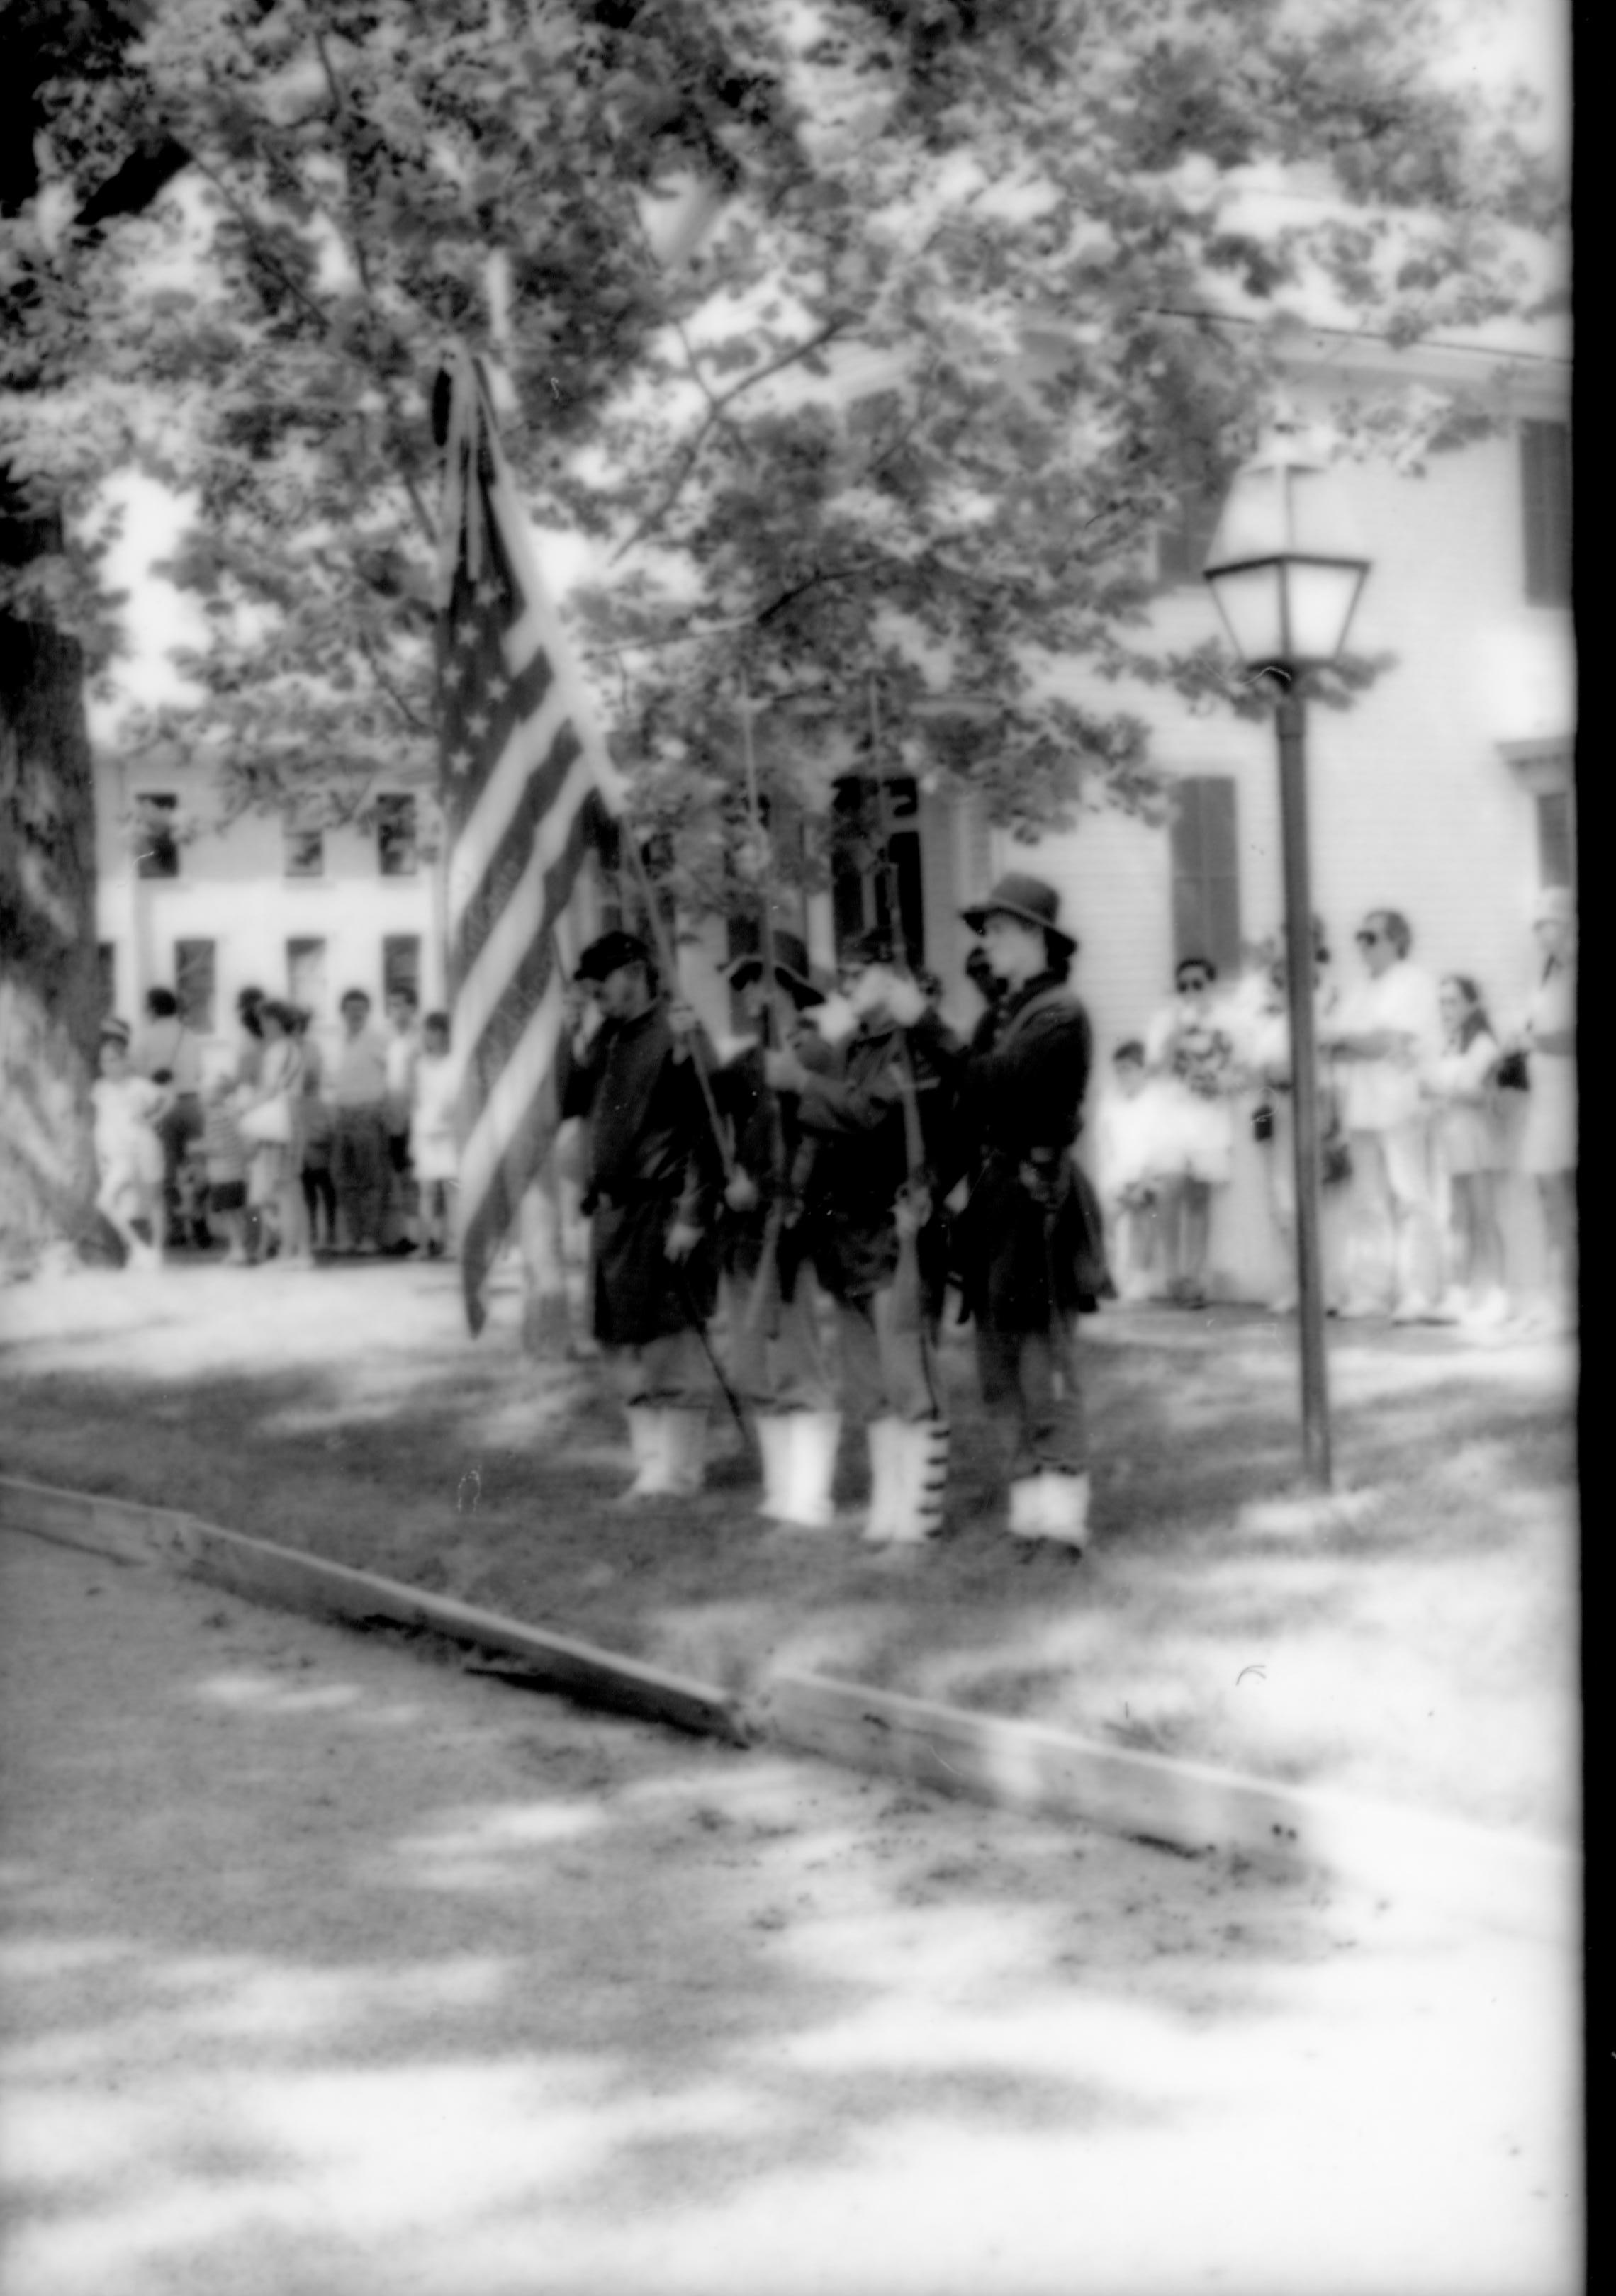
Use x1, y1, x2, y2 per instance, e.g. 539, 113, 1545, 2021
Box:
766, 929, 960, 1543
560, 931, 724, 1499
712, 933, 840, 1529
954, 874, 1104, 1551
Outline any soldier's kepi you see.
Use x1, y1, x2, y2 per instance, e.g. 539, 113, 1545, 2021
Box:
559, 930, 724, 1500
768, 928, 962, 1544
955, 874, 1106, 1553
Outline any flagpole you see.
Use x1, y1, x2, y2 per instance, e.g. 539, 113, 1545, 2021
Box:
616, 829, 736, 1183
738, 668, 789, 1166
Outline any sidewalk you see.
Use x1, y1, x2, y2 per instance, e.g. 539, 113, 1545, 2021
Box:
0, 1524, 1581, 2296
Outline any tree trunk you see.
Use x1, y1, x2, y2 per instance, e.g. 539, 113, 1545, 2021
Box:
0, 564, 104, 1276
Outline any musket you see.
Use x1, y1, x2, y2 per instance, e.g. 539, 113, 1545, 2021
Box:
738, 668, 791, 1195
736, 670, 796, 1346
866, 672, 930, 1195
865, 670, 941, 1416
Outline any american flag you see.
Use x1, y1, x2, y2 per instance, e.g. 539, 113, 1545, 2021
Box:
434, 349, 623, 1334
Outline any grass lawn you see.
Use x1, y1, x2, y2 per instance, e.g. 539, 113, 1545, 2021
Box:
0, 1257, 1578, 1841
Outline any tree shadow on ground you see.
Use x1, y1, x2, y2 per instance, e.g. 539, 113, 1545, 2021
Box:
3, 1531, 1386, 2296
0, 1278, 1577, 1828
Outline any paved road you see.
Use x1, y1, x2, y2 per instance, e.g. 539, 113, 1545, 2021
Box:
0, 1527, 1580, 2296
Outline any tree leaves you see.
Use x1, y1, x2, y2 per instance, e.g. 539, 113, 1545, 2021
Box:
5, 0, 1566, 892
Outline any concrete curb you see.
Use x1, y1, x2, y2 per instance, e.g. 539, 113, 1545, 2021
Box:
760, 1672, 1578, 1945
0, 1475, 748, 1748
0, 1473, 1577, 1944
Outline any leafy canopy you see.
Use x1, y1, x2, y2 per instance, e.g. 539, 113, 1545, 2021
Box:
2, 0, 1564, 905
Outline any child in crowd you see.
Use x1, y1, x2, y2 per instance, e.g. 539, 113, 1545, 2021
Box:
383, 986, 421, 1252
175, 1136, 213, 1250
203, 1071, 251, 1264
1093, 1039, 1162, 1302
410, 1011, 461, 1258
331, 988, 390, 1254
91, 1020, 168, 1268
1426, 973, 1508, 1327
301, 1089, 337, 1253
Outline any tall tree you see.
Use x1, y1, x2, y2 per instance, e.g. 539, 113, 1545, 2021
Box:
1, 0, 1564, 1264
1, 0, 191, 1272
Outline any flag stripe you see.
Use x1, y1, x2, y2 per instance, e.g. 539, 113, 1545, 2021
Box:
434, 347, 619, 1335
451, 722, 582, 979
459, 976, 566, 1229
446, 668, 566, 938
455, 772, 597, 1132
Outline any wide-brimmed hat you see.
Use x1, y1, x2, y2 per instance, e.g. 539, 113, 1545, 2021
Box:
960, 872, 1077, 957
576, 929, 653, 983
724, 930, 826, 1008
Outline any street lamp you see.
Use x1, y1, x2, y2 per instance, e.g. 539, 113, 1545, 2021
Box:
1203, 434, 1371, 1491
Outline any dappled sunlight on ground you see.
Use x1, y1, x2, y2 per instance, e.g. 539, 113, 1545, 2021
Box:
0, 1260, 1578, 1837
1, 1529, 1583, 2296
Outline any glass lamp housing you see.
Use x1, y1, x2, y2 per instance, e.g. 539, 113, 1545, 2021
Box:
1202, 446, 1370, 670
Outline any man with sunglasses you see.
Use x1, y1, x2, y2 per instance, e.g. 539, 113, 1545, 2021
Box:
1323, 909, 1446, 1322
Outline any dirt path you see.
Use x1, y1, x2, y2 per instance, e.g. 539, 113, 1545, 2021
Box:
0, 1528, 1578, 2296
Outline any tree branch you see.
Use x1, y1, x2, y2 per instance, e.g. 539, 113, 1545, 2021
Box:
610, 318, 848, 563
353, 618, 431, 736
753, 556, 892, 624
309, 20, 439, 553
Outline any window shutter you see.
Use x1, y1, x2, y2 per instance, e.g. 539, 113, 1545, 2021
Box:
174, 939, 217, 1035
383, 936, 422, 1003
1522, 421, 1571, 607
1535, 791, 1575, 889
1170, 776, 1241, 978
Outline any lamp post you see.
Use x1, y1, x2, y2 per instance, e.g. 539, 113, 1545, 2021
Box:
1202, 435, 1371, 1491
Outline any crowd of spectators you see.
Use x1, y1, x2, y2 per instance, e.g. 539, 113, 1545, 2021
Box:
89, 885, 1574, 1342
1092, 890, 1576, 1336
91, 982, 461, 1271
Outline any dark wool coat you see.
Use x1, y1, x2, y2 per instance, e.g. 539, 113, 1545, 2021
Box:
953, 974, 1110, 1329
712, 1024, 834, 1283
793, 1008, 960, 1304
559, 1003, 722, 1347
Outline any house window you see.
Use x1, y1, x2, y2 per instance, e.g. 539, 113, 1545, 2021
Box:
284, 818, 325, 877
96, 942, 117, 1021
135, 793, 180, 879
830, 776, 925, 966
1536, 790, 1575, 889
286, 938, 328, 1022
382, 935, 422, 1006
1169, 775, 1241, 978
1155, 483, 1224, 589
1522, 420, 1571, 606
174, 940, 217, 1035
376, 794, 419, 877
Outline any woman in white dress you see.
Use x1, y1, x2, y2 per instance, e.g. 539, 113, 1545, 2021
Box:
1143, 956, 1239, 1308
1503, 888, 1576, 1334
410, 1011, 462, 1258
1425, 975, 1508, 1326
